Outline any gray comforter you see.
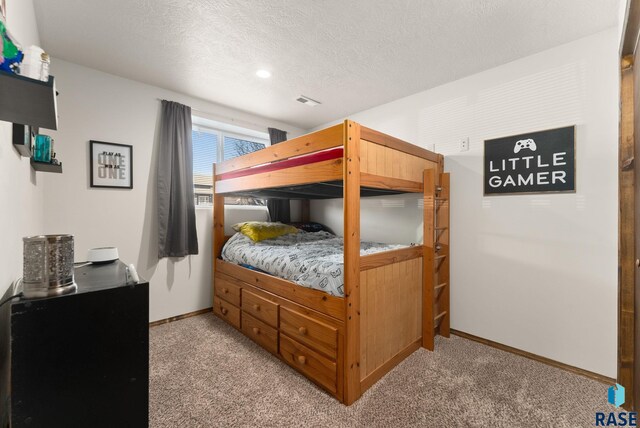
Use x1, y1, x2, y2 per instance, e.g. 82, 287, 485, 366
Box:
221, 231, 407, 297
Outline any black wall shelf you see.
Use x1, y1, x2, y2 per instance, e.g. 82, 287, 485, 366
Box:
30, 159, 62, 173
0, 70, 58, 130
12, 123, 35, 157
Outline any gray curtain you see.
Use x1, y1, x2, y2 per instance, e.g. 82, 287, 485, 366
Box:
268, 128, 287, 145
157, 100, 199, 258
266, 128, 290, 223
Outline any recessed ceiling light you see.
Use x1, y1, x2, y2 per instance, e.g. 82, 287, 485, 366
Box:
256, 69, 271, 79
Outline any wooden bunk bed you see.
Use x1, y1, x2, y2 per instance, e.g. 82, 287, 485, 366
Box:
211, 120, 450, 405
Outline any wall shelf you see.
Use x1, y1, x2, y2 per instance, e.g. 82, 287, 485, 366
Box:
12, 124, 32, 157
30, 159, 62, 173
12, 123, 36, 157
0, 70, 58, 130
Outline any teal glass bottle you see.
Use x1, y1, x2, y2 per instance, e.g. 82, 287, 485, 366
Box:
34, 135, 51, 163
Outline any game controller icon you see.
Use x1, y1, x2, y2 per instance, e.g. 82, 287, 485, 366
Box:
513, 138, 537, 153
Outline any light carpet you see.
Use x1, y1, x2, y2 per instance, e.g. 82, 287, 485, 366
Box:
149, 313, 615, 427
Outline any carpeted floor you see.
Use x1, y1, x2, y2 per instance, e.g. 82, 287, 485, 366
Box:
150, 313, 615, 427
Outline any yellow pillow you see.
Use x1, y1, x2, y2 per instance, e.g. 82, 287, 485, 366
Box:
232, 221, 298, 242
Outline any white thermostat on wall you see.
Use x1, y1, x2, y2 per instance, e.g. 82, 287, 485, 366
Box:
87, 247, 119, 264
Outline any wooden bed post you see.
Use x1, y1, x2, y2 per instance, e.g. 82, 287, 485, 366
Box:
343, 120, 361, 404
212, 164, 225, 306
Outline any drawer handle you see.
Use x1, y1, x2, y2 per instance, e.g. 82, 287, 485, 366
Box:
297, 355, 306, 365
252, 327, 260, 335
222, 287, 229, 294
220, 307, 228, 315
253, 304, 260, 311
298, 327, 308, 335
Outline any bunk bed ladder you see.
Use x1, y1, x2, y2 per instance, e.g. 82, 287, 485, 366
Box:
423, 170, 451, 351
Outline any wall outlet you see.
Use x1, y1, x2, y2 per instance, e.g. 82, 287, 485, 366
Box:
460, 137, 470, 152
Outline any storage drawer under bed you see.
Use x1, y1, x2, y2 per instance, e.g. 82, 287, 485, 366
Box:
279, 307, 337, 360
241, 312, 278, 355
242, 289, 278, 327
279, 334, 337, 394
214, 275, 241, 306
213, 296, 240, 329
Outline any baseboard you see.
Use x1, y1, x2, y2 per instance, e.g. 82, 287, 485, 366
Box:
149, 308, 212, 328
450, 329, 615, 385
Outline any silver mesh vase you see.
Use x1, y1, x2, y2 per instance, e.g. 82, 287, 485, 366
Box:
23, 234, 76, 298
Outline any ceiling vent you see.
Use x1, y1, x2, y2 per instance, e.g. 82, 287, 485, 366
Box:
296, 95, 321, 107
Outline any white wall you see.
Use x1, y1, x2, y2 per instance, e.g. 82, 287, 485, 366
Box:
43, 59, 305, 322
618, 0, 630, 51
0, 0, 43, 298
312, 194, 423, 245
313, 29, 619, 377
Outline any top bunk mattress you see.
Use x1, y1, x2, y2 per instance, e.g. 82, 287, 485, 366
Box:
221, 230, 407, 297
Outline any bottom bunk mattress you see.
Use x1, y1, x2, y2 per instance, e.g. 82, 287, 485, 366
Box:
221, 231, 408, 297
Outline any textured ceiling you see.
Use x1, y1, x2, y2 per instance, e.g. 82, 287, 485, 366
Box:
32, 0, 618, 129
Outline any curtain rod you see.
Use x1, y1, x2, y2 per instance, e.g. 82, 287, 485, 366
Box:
156, 98, 273, 132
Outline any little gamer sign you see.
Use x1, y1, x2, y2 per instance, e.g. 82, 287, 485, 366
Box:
484, 126, 575, 195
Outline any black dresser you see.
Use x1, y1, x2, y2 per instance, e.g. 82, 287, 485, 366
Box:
0, 261, 149, 428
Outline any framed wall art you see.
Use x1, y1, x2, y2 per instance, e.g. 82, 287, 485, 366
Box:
484, 126, 575, 196
90, 140, 133, 189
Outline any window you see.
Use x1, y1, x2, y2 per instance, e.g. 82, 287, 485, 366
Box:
191, 118, 269, 207
223, 136, 267, 161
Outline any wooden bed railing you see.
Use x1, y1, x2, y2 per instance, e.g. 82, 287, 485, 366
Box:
215, 259, 345, 320
215, 123, 344, 175
360, 126, 440, 163
216, 157, 343, 194
213, 121, 443, 197
359, 246, 423, 270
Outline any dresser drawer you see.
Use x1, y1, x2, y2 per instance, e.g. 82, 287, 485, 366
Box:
242, 312, 278, 355
279, 334, 337, 394
242, 289, 278, 327
279, 307, 337, 359
213, 296, 240, 329
215, 275, 241, 307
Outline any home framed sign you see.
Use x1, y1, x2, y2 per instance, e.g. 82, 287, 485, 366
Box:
484, 126, 575, 195
90, 141, 133, 189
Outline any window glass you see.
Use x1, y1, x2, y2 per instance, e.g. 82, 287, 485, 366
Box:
191, 124, 268, 207
223, 136, 265, 160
